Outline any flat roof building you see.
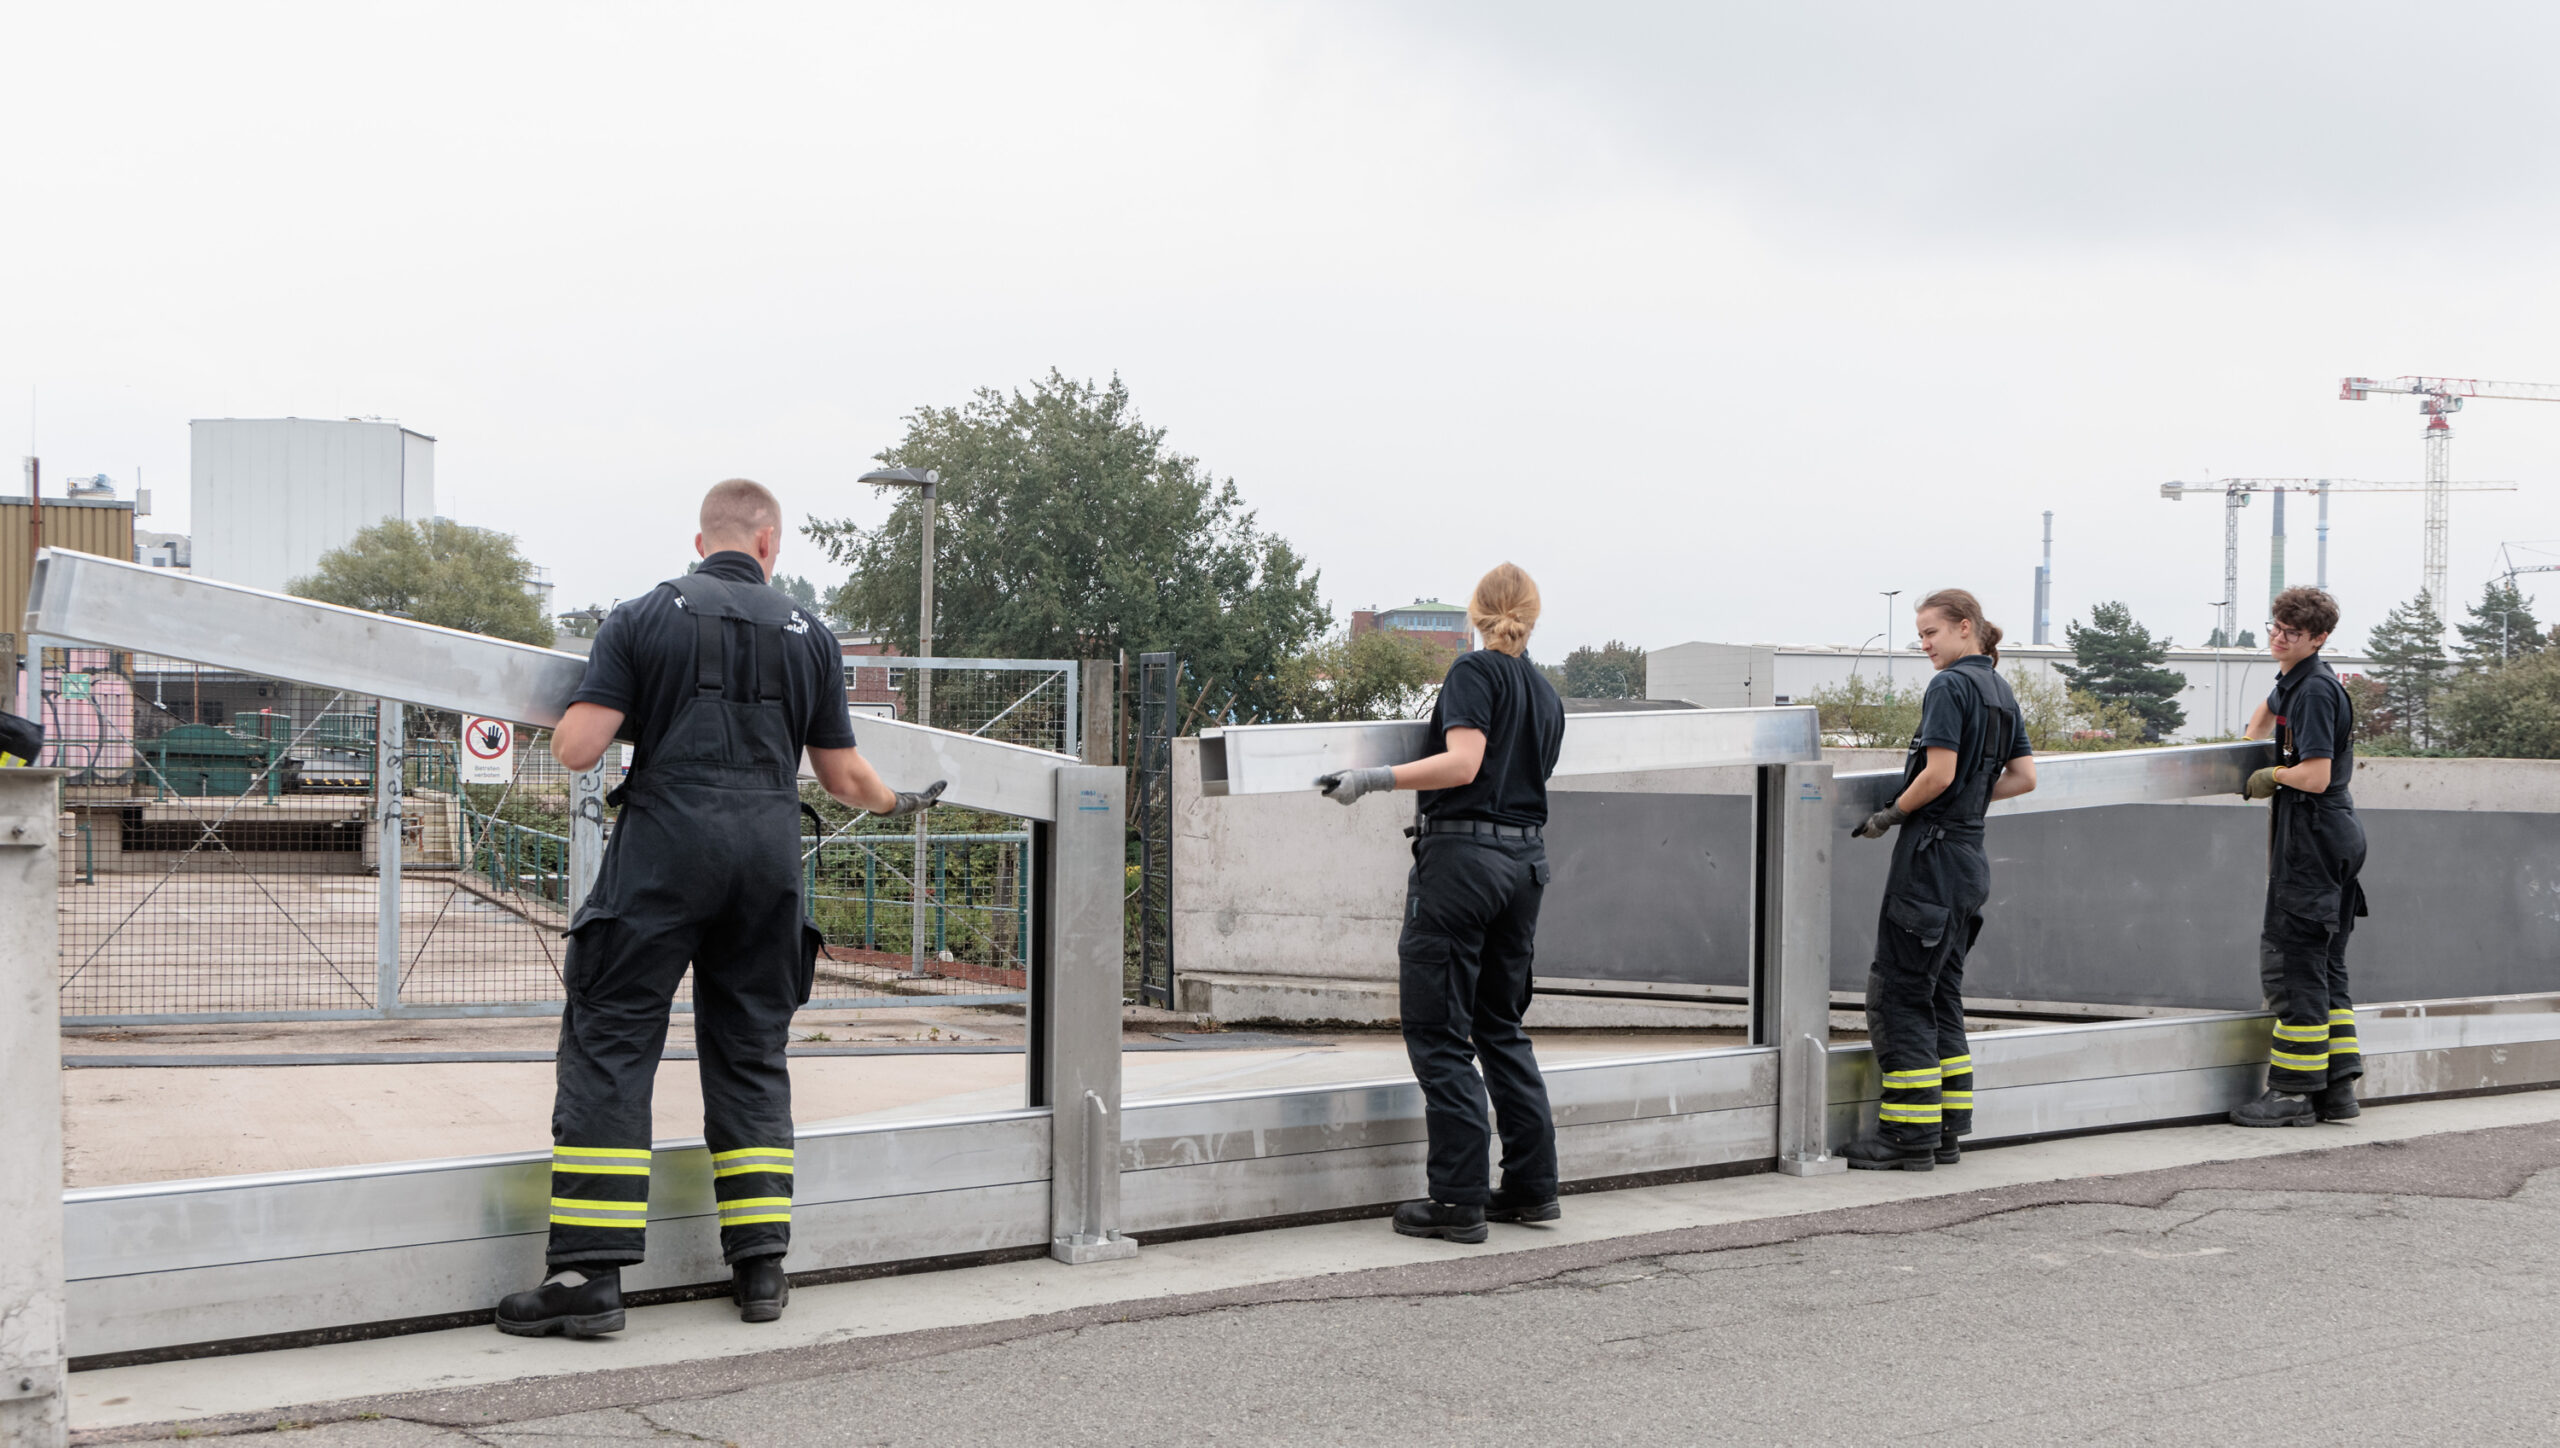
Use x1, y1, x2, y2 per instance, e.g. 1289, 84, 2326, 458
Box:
190, 418, 435, 594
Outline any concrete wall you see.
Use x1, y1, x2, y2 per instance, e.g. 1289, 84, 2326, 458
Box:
1174, 745, 2560, 1023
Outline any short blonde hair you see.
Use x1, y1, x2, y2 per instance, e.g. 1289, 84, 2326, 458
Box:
700, 478, 781, 546
1469, 562, 1541, 656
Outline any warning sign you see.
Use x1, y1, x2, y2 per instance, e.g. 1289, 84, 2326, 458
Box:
461, 716, 516, 784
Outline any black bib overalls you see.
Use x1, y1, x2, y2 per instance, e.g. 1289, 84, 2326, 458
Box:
2259, 657, 2368, 1094
545, 571, 822, 1270
1868, 664, 2018, 1148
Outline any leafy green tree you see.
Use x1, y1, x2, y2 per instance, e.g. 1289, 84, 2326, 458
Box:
1273, 629, 1447, 722
2057, 602, 2187, 739
2365, 592, 2451, 748
2442, 650, 2560, 758
290, 518, 554, 647
1806, 674, 1921, 749
1557, 640, 1647, 700
2456, 578, 2547, 669
808, 372, 1327, 722
2338, 671, 2394, 742
2008, 671, 2148, 753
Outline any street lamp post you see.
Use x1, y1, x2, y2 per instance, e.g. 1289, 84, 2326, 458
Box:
860, 466, 940, 977
1880, 591, 1903, 687
2205, 603, 2228, 737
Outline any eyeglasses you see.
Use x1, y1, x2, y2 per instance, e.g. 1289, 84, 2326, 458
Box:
2264, 622, 2309, 643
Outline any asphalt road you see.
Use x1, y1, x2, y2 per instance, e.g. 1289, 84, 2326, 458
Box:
92, 1119, 2560, 1446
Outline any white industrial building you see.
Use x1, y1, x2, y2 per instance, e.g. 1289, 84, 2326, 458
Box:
190, 418, 435, 593
1647, 640, 2377, 743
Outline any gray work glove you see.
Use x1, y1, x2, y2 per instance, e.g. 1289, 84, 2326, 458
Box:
2242, 766, 2282, 801
1315, 766, 1396, 806
1851, 804, 1909, 840
881, 779, 947, 818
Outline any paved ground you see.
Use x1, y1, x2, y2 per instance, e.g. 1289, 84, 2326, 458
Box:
73, 1092, 2560, 1445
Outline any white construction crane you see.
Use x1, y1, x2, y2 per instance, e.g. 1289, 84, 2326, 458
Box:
2160, 478, 2515, 642
2341, 375, 2560, 609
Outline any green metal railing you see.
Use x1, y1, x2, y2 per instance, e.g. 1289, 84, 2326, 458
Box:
462, 808, 571, 910
802, 830, 1032, 965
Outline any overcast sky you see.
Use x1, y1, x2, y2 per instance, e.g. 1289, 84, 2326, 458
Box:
8, 2, 2560, 659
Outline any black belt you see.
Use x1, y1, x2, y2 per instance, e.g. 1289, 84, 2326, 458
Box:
1412, 819, 1541, 841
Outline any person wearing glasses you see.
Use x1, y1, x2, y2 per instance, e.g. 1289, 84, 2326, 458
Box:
2229, 586, 2369, 1128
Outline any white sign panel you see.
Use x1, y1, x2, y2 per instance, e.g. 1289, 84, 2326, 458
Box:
461, 716, 516, 784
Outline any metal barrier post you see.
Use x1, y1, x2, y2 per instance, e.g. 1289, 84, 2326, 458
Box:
1045, 764, 1138, 1263
374, 699, 403, 1015
1758, 760, 1843, 1176
1, 768, 68, 1447
568, 761, 608, 915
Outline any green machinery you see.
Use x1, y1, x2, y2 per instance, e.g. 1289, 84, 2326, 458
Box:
138, 724, 294, 799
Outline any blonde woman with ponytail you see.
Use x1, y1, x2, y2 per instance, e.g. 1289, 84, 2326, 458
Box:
1317, 563, 1565, 1243
1838, 589, 2036, 1172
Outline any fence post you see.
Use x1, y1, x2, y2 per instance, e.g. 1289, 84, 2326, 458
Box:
1757, 760, 1843, 1176
568, 760, 607, 915
375, 700, 404, 1017
1044, 764, 1138, 1263
1, 767, 68, 1448
1080, 659, 1113, 763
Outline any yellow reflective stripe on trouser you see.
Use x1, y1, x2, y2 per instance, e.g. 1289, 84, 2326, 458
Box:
548, 1197, 650, 1228
717, 1195, 793, 1226
2269, 1049, 2328, 1071
1882, 1070, 1942, 1087
2272, 1023, 2328, 1042
2327, 1036, 2361, 1055
1939, 1055, 1972, 1072
554, 1145, 652, 1176
712, 1147, 797, 1177
1879, 1107, 1943, 1124
1940, 1092, 1975, 1108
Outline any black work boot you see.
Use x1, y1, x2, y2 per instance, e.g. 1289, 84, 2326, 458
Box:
1392, 1199, 1489, 1244
1838, 1135, 1935, 1172
2230, 1089, 2318, 1128
733, 1256, 789, 1323
2314, 1078, 2362, 1122
1486, 1186, 1561, 1224
1935, 1129, 1964, 1166
495, 1266, 625, 1338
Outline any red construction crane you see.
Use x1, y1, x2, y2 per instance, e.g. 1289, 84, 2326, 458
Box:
2340, 375, 2560, 609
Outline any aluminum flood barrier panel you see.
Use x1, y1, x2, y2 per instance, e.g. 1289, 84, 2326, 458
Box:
1196, 705, 1823, 796
1821, 992, 2560, 1148
1120, 1046, 1779, 1235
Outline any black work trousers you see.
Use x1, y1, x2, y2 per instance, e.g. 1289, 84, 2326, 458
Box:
1397, 833, 1557, 1207
1867, 827, 1989, 1147
546, 780, 818, 1271
2259, 794, 2367, 1094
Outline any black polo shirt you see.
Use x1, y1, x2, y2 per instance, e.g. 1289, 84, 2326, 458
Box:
570, 551, 856, 773
1418, 648, 1566, 827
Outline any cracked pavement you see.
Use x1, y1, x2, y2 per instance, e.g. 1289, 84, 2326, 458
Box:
88, 1119, 2560, 1446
